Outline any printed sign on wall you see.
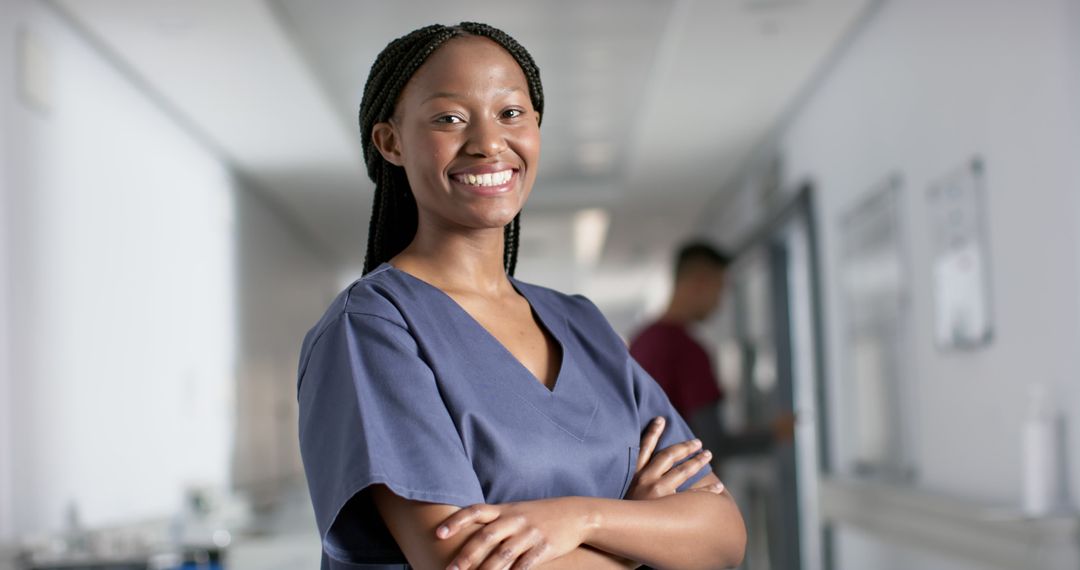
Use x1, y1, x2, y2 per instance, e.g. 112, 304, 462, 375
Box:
928, 158, 994, 350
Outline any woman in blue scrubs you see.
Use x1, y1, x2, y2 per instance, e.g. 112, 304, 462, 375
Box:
297, 22, 746, 570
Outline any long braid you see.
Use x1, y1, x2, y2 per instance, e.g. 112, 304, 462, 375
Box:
359, 23, 544, 275
505, 213, 521, 276
502, 215, 514, 273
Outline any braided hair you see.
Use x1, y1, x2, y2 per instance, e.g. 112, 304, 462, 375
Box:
359, 22, 544, 275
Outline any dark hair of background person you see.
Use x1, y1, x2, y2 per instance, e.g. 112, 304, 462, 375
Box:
358, 22, 545, 276
674, 241, 733, 279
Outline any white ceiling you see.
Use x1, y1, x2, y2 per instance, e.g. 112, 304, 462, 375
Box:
54, 0, 868, 282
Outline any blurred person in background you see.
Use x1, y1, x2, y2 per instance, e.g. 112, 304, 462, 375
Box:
630, 241, 795, 472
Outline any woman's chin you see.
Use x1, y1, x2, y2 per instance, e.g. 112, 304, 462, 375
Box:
460, 206, 523, 229
471, 215, 520, 230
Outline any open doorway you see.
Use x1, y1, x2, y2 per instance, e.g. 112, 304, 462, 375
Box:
711, 185, 830, 570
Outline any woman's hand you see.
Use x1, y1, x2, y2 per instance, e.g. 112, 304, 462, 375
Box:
435, 497, 592, 570
625, 417, 724, 500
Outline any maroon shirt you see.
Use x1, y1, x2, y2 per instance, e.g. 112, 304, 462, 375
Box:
629, 320, 723, 420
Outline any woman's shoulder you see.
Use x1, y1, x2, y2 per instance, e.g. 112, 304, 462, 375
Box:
313, 264, 409, 328
298, 265, 413, 371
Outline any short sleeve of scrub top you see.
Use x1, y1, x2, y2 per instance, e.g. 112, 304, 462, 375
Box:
297, 263, 711, 569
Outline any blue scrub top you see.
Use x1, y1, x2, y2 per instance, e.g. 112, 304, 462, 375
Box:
297, 262, 710, 569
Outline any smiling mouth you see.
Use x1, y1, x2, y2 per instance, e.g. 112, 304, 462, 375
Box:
451, 169, 515, 187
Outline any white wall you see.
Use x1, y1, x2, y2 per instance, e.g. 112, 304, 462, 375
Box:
0, 0, 342, 538
714, 0, 1080, 567
1067, 0, 1080, 502
0, 0, 16, 542
3, 1, 236, 533
785, 0, 1080, 503
231, 185, 339, 506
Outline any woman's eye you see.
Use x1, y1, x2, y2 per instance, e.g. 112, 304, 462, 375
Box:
435, 115, 464, 124
501, 108, 525, 119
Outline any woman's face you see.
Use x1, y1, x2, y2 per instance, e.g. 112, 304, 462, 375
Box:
372, 36, 541, 233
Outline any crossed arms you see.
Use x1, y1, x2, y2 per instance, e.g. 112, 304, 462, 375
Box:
371, 417, 747, 570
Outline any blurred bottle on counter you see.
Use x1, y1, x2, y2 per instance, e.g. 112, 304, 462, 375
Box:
1021, 384, 1061, 517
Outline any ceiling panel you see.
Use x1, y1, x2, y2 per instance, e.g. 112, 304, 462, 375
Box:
271, 0, 676, 182
52, 0, 870, 288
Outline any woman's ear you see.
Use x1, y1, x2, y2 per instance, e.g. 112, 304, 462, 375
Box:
371, 121, 404, 166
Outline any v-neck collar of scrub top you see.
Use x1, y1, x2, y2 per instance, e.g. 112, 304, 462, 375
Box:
372, 262, 599, 441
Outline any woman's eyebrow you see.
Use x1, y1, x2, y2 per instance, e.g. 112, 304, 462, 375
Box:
421, 86, 524, 104
422, 91, 461, 103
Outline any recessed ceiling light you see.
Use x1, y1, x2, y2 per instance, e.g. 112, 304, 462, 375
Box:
574, 208, 610, 267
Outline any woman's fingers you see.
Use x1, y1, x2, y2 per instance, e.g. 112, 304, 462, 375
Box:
437, 504, 500, 539
656, 449, 713, 494
447, 516, 522, 570
628, 433, 715, 500
440, 497, 586, 569
685, 481, 726, 495
636, 416, 666, 472
475, 527, 543, 570
638, 438, 703, 482
510, 541, 553, 570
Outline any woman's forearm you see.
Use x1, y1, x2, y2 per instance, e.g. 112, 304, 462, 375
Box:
421, 473, 742, 570
537, 545, 637, 569
574, 491, 746, 569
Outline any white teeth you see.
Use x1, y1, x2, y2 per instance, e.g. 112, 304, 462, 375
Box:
456, 169, 513, 187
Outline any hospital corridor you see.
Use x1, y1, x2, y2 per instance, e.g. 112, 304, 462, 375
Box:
1, 0, 1080, 569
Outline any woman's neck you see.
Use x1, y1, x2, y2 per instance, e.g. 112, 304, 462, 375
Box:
390, 223, 510, 296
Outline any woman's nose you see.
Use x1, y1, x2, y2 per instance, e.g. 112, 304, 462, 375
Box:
464, 118, 508, 157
